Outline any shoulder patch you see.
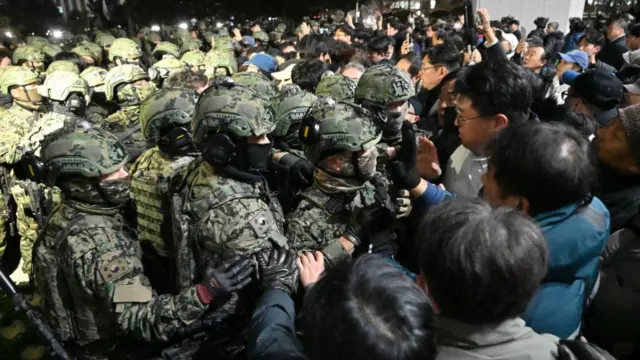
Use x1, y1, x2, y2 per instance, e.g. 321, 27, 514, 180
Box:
98, 251, 134, 283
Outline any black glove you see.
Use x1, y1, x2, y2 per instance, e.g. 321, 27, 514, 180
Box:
278, 153, 314, 191
201, 258, 254, 299
557, 340, 617, 360
343, 205, 391, 247
389, 121, 422, 190
256, 248, 299, 295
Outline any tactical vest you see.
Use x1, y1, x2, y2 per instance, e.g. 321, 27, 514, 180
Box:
103, 107, 147, 163
33, 203, 122, 344
169, 159, 287, 292
130, 148, 195, 257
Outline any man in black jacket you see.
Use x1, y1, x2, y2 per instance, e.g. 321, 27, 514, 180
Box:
597, 18, 629, 70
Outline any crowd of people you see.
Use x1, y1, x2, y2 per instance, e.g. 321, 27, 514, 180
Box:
0, 6, 639, 360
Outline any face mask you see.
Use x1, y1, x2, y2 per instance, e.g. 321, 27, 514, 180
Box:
235, 142, 272, 174
453, 22, 463, 30
385, 102, 409, 135
356, 147, 378, 181
99, 176, 131, 206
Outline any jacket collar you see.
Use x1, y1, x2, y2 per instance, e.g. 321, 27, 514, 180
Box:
533, 202, 581, 230
436, 317, 535, 348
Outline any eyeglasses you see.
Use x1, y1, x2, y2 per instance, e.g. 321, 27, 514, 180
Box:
420, 65, 441, 72
455, 114, 486, 125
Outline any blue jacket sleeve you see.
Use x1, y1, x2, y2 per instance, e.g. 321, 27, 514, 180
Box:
413, 181, 455, 209
246, 289, 308, 360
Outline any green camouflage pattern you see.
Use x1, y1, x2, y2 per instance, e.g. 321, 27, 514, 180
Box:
302, 99, 382, 164
269, 32, 283, 42
273, 84, 317, 150
108, 38, 143, 62
252, 31, 269, 44
99, 106, 146, 162
38, 71, 89, 102
192, 82, 276, 143
181, 50, 206, 68
79, 42, 103, 62
204, 51, 237, 77
147, 32, 161, 43
41, 44, 63, 58
104, 64, 149, 101
180, 38, 202, 53
275, 23, 287, 32
71, 45, 95, 60
315, 74, 357, 102
212, 34, 234, 53
0, 66, 40, 94
130, 147, 196, 256
152, 42, 181, 59
80, 66, 107, 89
140, 88, 198, 142
173, 160, 287, 289
94, 32, 115, 48
151, 57, 188, 78
25, 36, 49, 49
33, 200, 207, 360
354, 64, 415, 108
231, 71, 278, 101
45, 61, 80, 76
12, 46, 46, 64
0, 286, 47, 360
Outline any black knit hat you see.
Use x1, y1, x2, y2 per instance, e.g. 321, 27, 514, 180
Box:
618, 104, 640, 166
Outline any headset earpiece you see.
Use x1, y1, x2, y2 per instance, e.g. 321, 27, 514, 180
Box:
298, 114, 322, 145
200, 132, 236, 166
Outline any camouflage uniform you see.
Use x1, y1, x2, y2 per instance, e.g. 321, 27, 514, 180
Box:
232, 71, 278, 101
315, 74, 357, 102
171, 81, 287, 291
45, 60, 80, 76
108, 38, 144, 69
286, 99, 393, 266
33, 128, 208, 360
181, 50, 206, 72
80, 67, 109, 125
100, 64, 156, 163
204, 51, 237, 78
272, 84, 317, 157
0, 288, 47, 360
12, 47, 46, 78
152, 41, 181, 60
151, 57, 188, 86
130, 88, 199, 293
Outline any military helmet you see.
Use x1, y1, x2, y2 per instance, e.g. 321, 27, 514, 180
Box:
180, 38, 202, 53
152, 41, 181, 59
72, 45, 95, 59
152, 57, 187, 78
231, 71, 278, 101
140, 88, 198, 142
38, 71, 90, 103
192, 80, 276, 144
45, 60, 80, 76
204, 51, 237, 77
41, 127, 129, 180
42, 44, 63, 58
147, 32, 162, 43
354, 64, 415, 109
80, 66, 108, 89
95, 32, 116, 48
12, 46, 46, 64
275, 23, 287, 33
181, 50, 206, 68
104, 64, 149, 101
212, 34, 234, 53
302, 99, 382, 165
252, 31, 269, 44
25, 36, 50, 50
316, 75, 357, 102
108, 38, 143, 62
0, 66, 41, 94
273, 84, 317, 145
81, 42, 104, 61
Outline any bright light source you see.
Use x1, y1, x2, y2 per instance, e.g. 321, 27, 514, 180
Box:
216, 22, 223, 29
416, 10, 422, 16
52, 30, 63, 39
191, 18, 197, 24
151, 25, 161, 32
4, 32, 12, 38
178, 23, 188, 30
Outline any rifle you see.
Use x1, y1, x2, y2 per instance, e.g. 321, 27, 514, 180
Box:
0, 268, 73, 360
463, 0, 478, 52
25, 182, 47, 230
0, 166, 16, 237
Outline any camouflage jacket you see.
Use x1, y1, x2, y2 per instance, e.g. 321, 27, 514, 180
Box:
0, 105, 38, 164
33, 200, 207, 360
99, 106, 146, 162
181, 160, 287, 274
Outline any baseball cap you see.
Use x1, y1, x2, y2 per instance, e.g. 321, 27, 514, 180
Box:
618, 104, 640, 166
244, 53, 276, 74
564, 69, 625, 125
624, 78, 640, 95
558, 50, 589, 70
241, 36, 255, 47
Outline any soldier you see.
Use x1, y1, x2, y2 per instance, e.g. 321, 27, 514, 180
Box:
272, 84, 317, 157
287, 98, 406, 267
12, 46, 46, 77
181, 50, 206, 73
151, 41, 181, 62
80, 66, 112, 124
315, 74, 358, 102
204, 51, 237, 78
232, 71, 278, 101
170, 81, 287, 292
71, 45, 98, 66
45, 60, 80, 77
31, 126, 254, 360
101, 64, 156, 163
108, 38, 145, 68
151, 57, 188, 88
130, 88, 200, 294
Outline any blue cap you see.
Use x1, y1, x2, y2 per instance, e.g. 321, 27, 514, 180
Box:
558, 50, 589, 70
561, 70, 581, 85
244, 53, 277, 74
241, 36, 255, 47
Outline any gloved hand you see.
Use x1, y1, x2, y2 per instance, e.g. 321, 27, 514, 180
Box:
278, 153, 314, 191
256, 247, 299, 295
395, 189, 413, 219
389, 121, 422, 190
343, 205, 392, 247
199, 258, 254, 303
557, 339, 617, 360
